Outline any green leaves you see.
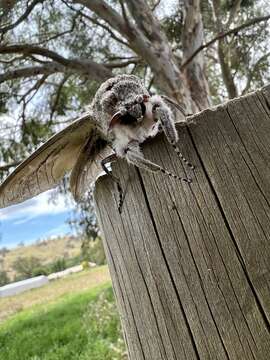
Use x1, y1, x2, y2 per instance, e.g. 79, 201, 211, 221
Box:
22, 118, 53, 149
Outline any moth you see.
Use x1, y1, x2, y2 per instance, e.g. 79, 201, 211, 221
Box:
0, 74, 194, 212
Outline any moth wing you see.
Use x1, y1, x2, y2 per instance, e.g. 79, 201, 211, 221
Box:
0, 113, 100, 209
70, 136, 114, 201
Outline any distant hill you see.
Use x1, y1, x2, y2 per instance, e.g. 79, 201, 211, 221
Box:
0, 236, 82, 281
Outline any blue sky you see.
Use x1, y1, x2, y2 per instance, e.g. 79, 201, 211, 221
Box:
0, 190, 76, 248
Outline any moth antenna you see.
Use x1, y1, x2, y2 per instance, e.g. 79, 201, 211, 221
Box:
170, 142, 195, 170
160, 95, 189, 116
159, 166, 192, 183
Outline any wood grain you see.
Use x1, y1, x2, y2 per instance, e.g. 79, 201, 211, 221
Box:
94, 86, 270, 360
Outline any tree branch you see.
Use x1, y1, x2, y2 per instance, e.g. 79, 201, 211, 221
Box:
181, 0, 211, 109
226, 0, 242, 28
217, 41, 237, 98
0, 63, 65, 83
181, 14, 270, 69
50, 74, 70, 120
242, 52, 270, 95
0, 54, 24, 64
19, 74, 48, 126
118, 0, 130, 28
61, 0, 130, 47
82, 12, 129, 48
73, 0, 184, 101
151, 0, 161, 12
0, 0, 44, 33
210, 0, 237, 98
0, 161, 21, 172
0, 48, 139, 85
124, 0, 166, 44
34, 13, 78, 45
73, 0, 157, 61
0, 44, 71, 65
73, 0, 130, 40
0, 44, 113, 81
105, 58, 140, 68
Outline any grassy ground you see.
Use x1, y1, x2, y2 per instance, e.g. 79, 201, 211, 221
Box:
0, 266, 126, 360
0, 266, 110, 323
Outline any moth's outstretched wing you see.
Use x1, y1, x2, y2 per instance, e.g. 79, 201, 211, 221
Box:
70, 135, 114, 201
0, 112, 100, 209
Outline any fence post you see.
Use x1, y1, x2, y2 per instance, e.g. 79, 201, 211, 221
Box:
94, 86, 270, 360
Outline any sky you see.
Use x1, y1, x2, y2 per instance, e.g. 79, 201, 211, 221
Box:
0, 190, 77, 248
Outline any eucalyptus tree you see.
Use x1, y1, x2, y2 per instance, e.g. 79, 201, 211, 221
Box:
0, 0, 269, 234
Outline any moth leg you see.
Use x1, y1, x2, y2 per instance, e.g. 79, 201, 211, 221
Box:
101, 154, 124, 214
152, 98, 195, 170
125, 142, 192, 183
101, 153, 118, 180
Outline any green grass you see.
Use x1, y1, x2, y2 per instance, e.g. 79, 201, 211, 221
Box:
0, 266, 110, 323
0, 283, 126, 360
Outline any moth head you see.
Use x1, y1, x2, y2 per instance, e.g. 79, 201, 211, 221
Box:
92, 75, 150, 130
108, 95, 149, 130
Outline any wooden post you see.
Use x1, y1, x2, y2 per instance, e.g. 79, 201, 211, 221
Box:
94, 86, 270, 360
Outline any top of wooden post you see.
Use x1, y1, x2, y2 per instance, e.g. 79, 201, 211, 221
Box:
94, 86, 270, 360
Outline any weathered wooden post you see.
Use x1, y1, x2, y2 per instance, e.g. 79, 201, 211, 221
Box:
94, 86, 270, 360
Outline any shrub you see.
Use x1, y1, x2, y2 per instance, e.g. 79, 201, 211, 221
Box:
81, 237, 106, 266
81, 261, 90, 270
32, 267, 49, 277
12, 256, 42, 279
83, 288, 127, 360
89, 238, 106, 266
0, 270, 9, 286
50, 258, 67, 272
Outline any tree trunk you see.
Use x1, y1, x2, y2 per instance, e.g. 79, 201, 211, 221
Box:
94, 86, 270, 360
182, 0, 211, 110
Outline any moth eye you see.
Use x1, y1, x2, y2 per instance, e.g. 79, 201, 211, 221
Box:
105, 81, 115, 91
102, 91, 118, 114
106, 84, 113, 91
109, 92, 118, 104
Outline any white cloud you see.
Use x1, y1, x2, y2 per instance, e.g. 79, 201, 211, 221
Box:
0, 190, 75, 224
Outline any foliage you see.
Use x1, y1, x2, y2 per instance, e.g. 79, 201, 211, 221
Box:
9, 238, 106, 281
50, 257, 67, 273
12, 256, 42, 280
68, 191, 99, 241
81, 260, 90, 270
200, 0, 270, 102
161, 6, 183, 45
0, 285, 126, 360
81, 237, 106, 266
82, 287, 127, 360
0, 270, 9, 286
11, 253, 82, 281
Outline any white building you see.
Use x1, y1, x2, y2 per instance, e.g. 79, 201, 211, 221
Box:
0, 275, 49, 298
